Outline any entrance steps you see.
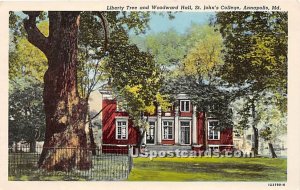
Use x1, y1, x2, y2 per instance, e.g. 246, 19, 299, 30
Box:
145, 145, 192, 152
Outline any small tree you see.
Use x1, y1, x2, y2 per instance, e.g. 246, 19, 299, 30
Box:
260, 127, 277, 158
9, 77, 46, 152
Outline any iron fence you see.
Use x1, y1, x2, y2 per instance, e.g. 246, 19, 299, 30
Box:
8, 145, 133, 181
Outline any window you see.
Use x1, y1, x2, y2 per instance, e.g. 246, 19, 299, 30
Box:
162, 121, 173, 140
180, 121, 191, 144
208, 120, 220, 140
116, 120, 128, 140
180, 100, 190, 112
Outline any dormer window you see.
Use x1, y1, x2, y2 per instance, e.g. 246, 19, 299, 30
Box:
180, 100, 190, 112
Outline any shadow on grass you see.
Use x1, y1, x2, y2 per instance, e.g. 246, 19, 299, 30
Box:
131, 159, 287, 181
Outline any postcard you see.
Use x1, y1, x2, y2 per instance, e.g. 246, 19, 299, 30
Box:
0, 0, 299, 190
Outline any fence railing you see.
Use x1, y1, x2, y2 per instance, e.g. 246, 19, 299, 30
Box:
8, 145, 133, 181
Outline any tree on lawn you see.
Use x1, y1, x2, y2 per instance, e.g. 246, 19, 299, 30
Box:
22, 11, 152, 171
9, 15, 48, 151
257, 95, 287, 158
9, 77, 45, 152
214, 12, 287, 155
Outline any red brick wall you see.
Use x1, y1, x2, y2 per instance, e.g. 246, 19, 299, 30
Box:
102, 99, 232, 147
102, 99, 139, 145
220, 128, 233, 145
207, 128, 233, 145
161, 140, 175, 145
197, 112, 233, 147
197, 112, 205, 145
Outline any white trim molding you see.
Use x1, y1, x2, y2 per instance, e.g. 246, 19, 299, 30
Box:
179, 120, 191, 145
207, 120, 220, 140
115, 118, 128, 140
162, 120, 174, 140
180, 100, 190, 112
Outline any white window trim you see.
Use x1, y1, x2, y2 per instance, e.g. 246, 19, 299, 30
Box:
162, 120, 174, 140
208, 120, 220, 140
180, 120, 191, 145
115, 119, 128, 140
180, 100, 190, 112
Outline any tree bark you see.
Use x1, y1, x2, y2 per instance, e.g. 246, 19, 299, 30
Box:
88, 111, 97, 156
29, 140, 36, 153
24, 11, 91, 171
268, 143, 277, 158
252, 126, 259, 156
137, 129, 146, 154
251, 102, 259, 156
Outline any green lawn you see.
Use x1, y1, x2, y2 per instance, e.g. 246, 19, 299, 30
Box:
9, 153, 130, 181
128, 157, 287, 181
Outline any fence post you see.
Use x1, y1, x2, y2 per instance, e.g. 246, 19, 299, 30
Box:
128, 145, 133, 175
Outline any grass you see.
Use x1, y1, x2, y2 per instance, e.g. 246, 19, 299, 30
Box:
9, 153, 287, 181
9, 153, 130, 181
127, 157, 287, 181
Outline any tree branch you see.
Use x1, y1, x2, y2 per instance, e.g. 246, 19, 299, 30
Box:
23, 11, 49, 56
96, 12, 109, 52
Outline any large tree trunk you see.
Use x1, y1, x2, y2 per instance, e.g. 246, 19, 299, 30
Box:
268, 143, 277, 158
24, 11, 91, 171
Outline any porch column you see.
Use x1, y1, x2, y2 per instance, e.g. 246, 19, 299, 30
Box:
143, 129, 147, 144
157, 106, 162, 144
192, 105, 197, 144
174, 105, 179, 144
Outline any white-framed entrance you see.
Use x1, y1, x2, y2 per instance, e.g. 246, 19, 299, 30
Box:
180, 120, 191, 145
145, 121, 156, 145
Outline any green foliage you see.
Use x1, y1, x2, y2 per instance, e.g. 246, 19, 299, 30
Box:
9, 17, 48, 144
232, 92, 287, 141
214, 12, 287, 111
142, 28, 186, 67
181, 25, 224, 82
77, 12, 110, 99
77, 12, 167, 128
214, 12, 287, 139
163, 76, 234, 129
105, 28, 163, 127
103, 16, 164, 125
9, 21, 48, 82
161, 24, 233, 129
77, 11, 155, 104
9, 77, 45, 144
256, 95, 287, 142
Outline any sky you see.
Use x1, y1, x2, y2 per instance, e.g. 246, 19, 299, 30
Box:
16, 11, 215, 34
146, 12, 215, 34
